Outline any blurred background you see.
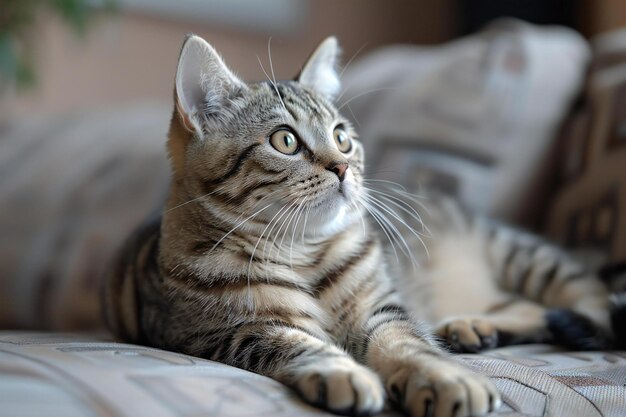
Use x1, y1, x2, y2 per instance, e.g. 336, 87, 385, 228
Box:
2, 0, 625, 117
1, 0, 626, 330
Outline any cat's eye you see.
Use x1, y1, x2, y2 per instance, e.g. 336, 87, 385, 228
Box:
270, 129, 299, 155
333, 127, 352, 153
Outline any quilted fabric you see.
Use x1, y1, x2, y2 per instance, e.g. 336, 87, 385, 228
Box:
1, 332, 624, 417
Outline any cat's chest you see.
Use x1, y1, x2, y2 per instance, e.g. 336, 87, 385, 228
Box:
299, 238, 382, 283
257, 227, 376, 281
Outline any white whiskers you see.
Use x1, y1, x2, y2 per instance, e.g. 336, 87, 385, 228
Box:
354, 178, 432, 268
207, 203, 274, 254
256, 38, 286, 111
337, 87, 398, 111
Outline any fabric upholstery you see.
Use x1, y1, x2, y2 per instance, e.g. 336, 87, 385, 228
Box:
1, 332, 624, 417
546, 28, 626, 276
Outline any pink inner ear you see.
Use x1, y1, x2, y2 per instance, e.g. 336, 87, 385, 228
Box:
175, 97, 197, 133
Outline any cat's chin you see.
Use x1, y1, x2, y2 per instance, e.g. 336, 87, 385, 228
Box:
304, 198, 360, 236
299, 181, 363, 234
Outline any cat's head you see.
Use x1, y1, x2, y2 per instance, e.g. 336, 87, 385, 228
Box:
167, 35, 365, 235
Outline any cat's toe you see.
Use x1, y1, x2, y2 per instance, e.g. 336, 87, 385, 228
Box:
391, 359, 501, 417
438, 318, 498, 352
473, 319, 499, 350
293, 359, 385, 416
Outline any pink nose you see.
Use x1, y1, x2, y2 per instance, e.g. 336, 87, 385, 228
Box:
328, 162, 349, 182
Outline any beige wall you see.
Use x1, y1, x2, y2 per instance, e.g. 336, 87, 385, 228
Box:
3, 1, 455, 120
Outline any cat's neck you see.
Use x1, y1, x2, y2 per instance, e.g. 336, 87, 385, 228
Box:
160, 190, 370, 278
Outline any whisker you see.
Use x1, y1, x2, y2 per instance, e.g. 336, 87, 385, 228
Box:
272, 197, 304, 270
163, 185, 227, 214
274, 199, 300, 256
362, 179, 432, 214
362, 178, 409, 192
247, 199, 292, 281
376, 194, 433, 242
267, 37, 286, 110
337, 87, 398, 110
207, 203, 273, 255
334, 42, 369, 104
351, 200, 367, 237
289, 197, 309, 272
257, 36, 287, 110
369, 205, 403, 261
363, 197, 412, 254
362, 194, 423, 265
262, 198, 301, 279
346, 103, 360, 127
364, 187, 429, 234
358, 197, 399, 264
365, 199, 419, 269
301, 202, 312, 245
257, 55, 286, 110
266, 198, 304, 280
339, 42, 368, 79
216, 187, 285, 238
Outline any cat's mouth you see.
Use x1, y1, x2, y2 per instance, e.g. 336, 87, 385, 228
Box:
320, 181, 352, 203
336, 179, 355, 201
304, 182, 355, 219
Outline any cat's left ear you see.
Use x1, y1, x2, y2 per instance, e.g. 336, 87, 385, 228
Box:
297, 36, 341, 101
175, 34, 245, 134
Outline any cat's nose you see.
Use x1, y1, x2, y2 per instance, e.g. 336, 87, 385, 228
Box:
327, 162, 349, 182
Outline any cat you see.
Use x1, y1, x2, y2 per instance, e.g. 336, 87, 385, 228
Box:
102, 35, 617, 417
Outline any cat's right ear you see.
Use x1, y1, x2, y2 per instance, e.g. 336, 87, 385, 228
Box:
297, 36, 341, 101
174, 34, 245, 134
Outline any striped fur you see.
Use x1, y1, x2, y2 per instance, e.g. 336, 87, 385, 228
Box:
393, 198, 614, 352
103, 35, 614, 417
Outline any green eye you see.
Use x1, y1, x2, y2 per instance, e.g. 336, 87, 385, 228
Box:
270, 129, 299, 155
333, 127, 352, 153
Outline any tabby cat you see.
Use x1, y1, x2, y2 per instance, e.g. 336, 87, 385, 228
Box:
102, 35, 616, 417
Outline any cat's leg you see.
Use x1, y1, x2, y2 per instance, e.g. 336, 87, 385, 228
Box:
436, 298, 552, 352
210, 321, 386, 416
484, 223, 613, 349
349, 295, 501, 417
436, 222, 613, 351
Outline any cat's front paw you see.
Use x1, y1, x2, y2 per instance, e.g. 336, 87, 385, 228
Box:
436, 318, 498, 352
292, 358, 386, 416
387, 357, 501, 417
